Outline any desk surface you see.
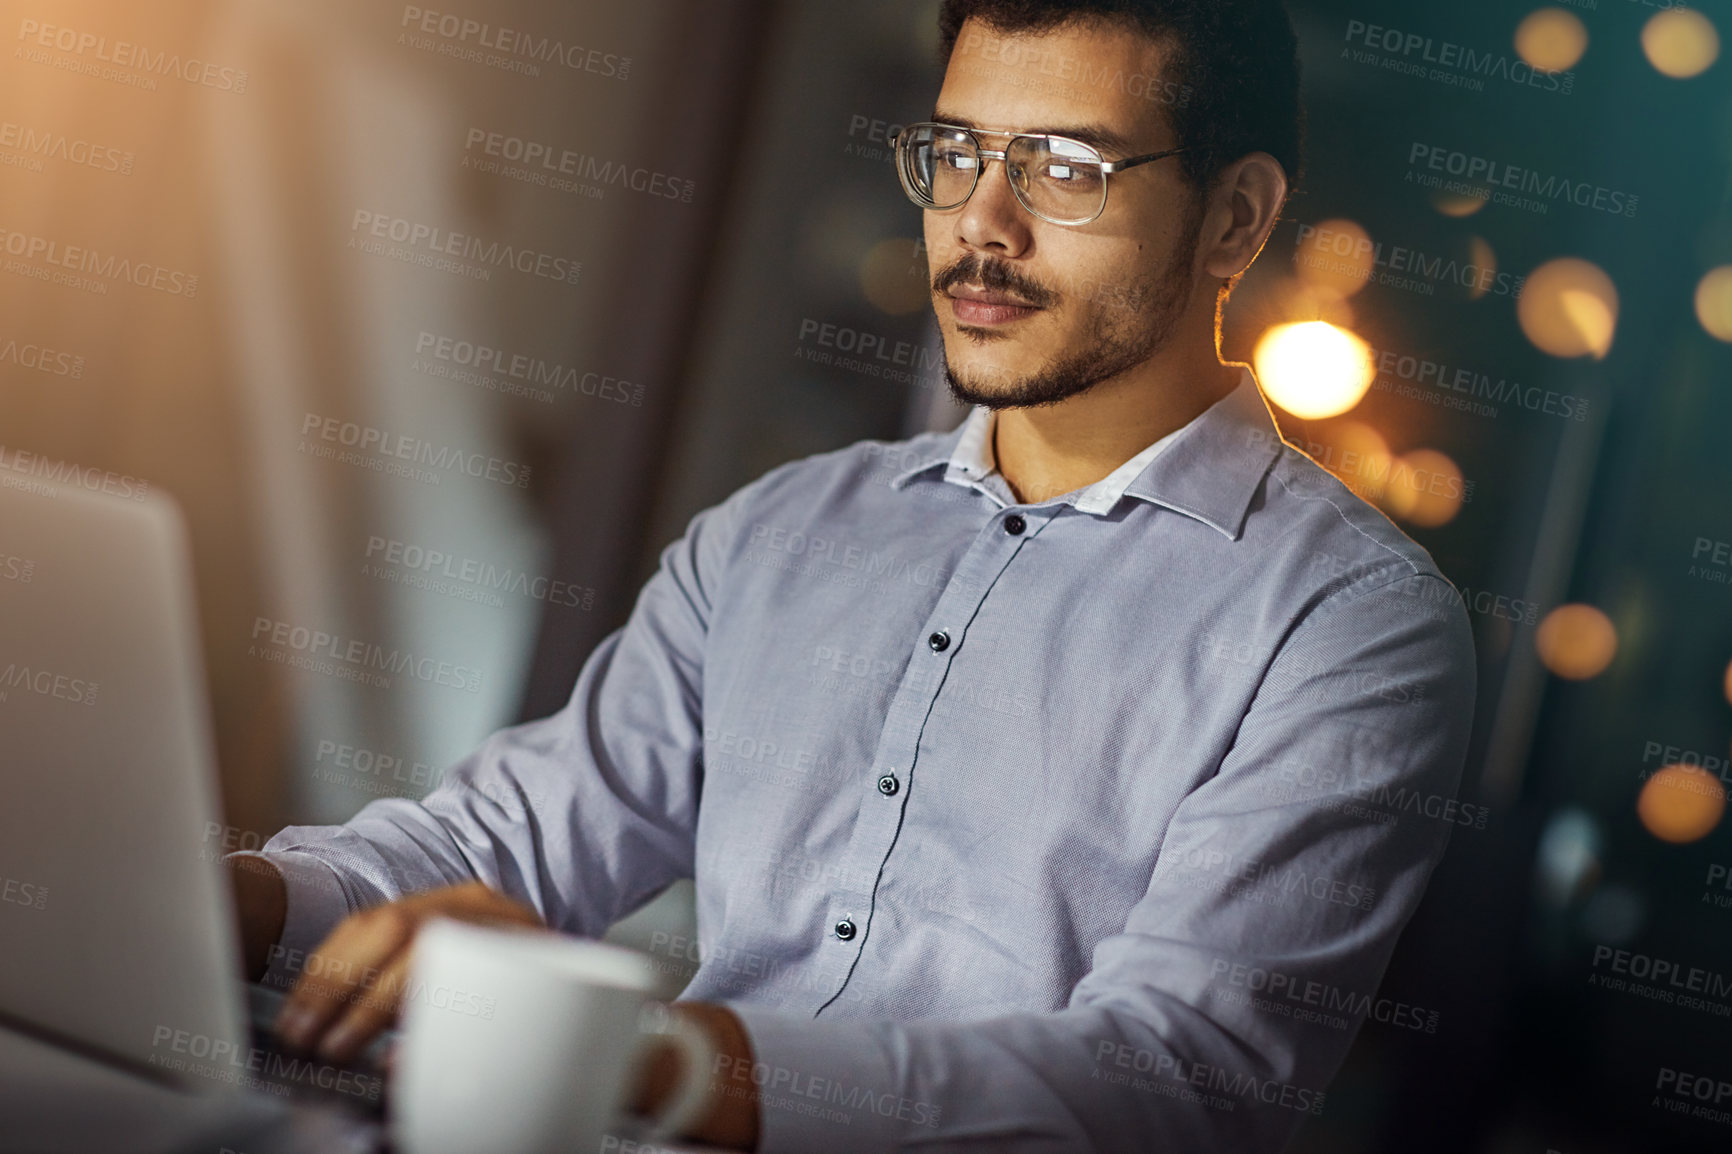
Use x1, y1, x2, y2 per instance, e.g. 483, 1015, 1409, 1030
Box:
0, 1025, 724, 1154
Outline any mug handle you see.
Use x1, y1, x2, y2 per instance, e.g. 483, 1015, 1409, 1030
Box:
635, 1004, 718, 1142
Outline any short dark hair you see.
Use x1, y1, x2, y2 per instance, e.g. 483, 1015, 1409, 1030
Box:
938, 0, 1304, 197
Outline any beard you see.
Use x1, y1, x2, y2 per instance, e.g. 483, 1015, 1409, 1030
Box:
933, 213, 1202, 411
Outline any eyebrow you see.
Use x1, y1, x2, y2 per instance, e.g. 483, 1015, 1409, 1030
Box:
930, 111, 1144, 157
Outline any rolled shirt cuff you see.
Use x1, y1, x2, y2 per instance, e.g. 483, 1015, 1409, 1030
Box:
724, 1003, 927, 1154
223, 849, 354, 991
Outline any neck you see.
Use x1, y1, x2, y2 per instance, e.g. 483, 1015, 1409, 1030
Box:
992, 338, 1241, 506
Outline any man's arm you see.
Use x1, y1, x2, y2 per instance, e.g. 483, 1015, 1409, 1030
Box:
718, 571, 1476, 1153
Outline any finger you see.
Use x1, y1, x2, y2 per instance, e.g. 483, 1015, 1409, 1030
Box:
316, 949, 413, 1064
276, 904, 418, 1052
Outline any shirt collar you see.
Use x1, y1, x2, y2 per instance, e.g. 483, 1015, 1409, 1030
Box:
889, 366, 1282, 540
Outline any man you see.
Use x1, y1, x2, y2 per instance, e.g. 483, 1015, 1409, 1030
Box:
227, 2, 1476, 1150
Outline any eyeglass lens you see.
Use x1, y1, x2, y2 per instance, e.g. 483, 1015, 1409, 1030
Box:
902, 126, 1107, 224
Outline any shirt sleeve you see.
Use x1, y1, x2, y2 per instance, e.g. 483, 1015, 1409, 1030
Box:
226, 472, 762, 983
728, 570, 1477, 1154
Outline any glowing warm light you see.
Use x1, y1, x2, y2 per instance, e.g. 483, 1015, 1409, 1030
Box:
1516, 8, 1589, 72
1253, 322, 1376, 420
1534, 603, 1618, 680
1637, 765, 1726, 844
1432, 191, 1486, 218
1324, 421, 1394, 501
1296, 218, 1375, 299
860, 238, 930, 315
1724, 656, 1732, 706
1468, 237, 1498, 302
1382, 449, 1465, 528
1695, 266, 1732, 342
1270, 276, 1355, 328
1518, 258, 1619, 359
1643, 8, 1721, 79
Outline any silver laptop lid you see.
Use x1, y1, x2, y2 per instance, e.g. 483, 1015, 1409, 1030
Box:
0, 475, 246, 1079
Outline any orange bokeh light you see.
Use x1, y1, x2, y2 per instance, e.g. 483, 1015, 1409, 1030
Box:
1643, 8, 1721, 79
1535, 603, 1618, 680
1516, 8, 1589, 72
1382, 449, 1465, 528
1518, 258, 1620, 360
1638, 765, 1726, 844
1296, 218, 1375, 300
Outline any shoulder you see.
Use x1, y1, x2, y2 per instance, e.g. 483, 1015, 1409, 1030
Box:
1253, 441, 1451, 590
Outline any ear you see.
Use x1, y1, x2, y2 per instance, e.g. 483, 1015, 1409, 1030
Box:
1199, 152, 1290, 281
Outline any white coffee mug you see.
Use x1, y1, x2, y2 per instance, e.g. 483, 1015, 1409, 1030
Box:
390, 918, 714, 1154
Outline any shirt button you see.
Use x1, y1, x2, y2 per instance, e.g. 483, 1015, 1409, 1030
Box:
834, 918, 857, 941
928, 630, 950, 652
877, 773, 900, 797
1004, 514, 1026, 536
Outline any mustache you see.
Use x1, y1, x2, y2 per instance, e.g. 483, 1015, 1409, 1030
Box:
931, 254, 1058, 310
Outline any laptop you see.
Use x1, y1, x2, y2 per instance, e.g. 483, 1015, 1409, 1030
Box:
0, 474, 389, 1123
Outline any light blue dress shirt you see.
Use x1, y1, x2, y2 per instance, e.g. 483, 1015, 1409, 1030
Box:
242, 367, 1476, 1153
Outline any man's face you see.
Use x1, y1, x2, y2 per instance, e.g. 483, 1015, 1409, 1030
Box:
928, 18, 1204, 409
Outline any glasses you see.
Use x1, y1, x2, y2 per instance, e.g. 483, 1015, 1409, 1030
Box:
891, 121, 1186, 226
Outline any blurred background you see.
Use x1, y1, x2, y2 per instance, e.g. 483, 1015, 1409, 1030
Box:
1, 0, 1729, 1149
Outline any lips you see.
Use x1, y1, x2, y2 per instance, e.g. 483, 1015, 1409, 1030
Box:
946, 284, 1043, 327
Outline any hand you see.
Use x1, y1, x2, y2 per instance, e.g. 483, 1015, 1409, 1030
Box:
635, 1003, 761, 1151
273, 880, 544, 1063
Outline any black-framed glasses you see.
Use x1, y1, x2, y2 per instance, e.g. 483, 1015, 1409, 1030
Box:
891, 121, 1186, 226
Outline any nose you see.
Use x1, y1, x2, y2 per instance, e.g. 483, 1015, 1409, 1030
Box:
952, 156, 1034, 259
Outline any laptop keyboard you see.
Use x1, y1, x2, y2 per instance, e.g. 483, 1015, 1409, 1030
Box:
241, 983, 392, 1117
